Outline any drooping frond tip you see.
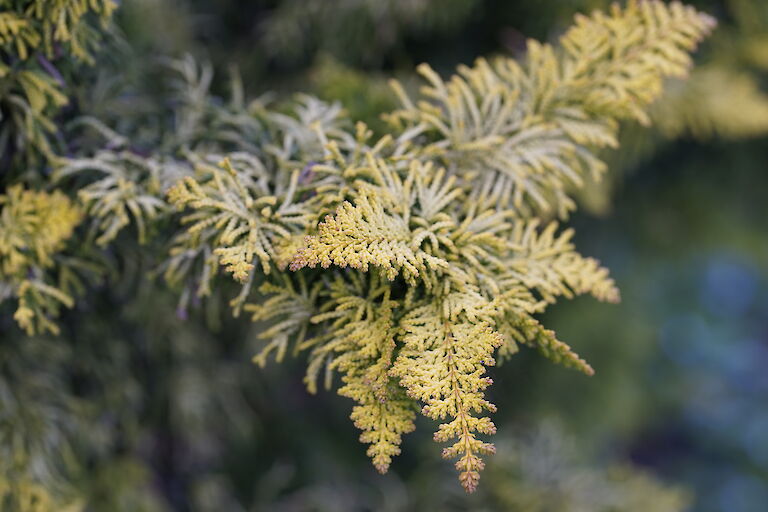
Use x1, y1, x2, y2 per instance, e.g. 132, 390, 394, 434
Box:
391, 302, 503, 493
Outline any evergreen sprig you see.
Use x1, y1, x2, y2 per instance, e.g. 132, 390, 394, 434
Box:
173, 1, 712, 491
0, 0, 116, 169
0, 0, 716, 493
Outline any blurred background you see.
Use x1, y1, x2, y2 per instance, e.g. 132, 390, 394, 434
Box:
2, 0, 768, 510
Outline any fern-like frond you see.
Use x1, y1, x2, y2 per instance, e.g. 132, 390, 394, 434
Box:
502, 313, 594, 376
245, 275, 320, 367
169, 156, 303, 282
346, 381, 416, 475
290, 189, 448, 283
303, 273, 417, 473
268, 94, 355, 161
501, 220, 620, 304
391, 299, 502, 493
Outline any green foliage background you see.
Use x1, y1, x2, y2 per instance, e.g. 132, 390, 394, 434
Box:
1, 0, 767, 510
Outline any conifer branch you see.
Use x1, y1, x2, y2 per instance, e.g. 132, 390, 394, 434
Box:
54, 152, 168, 246
302, 273, 417, 472
391, 299, 503, 492
168, 157, 308, 282
387, 0, 715, 217
0, 0, 717, 495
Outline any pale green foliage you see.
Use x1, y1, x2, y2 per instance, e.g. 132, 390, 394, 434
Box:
246, 276, 320, 367
54, 151, 168, 246
387, 0, 715, 217
559, 1, 712, 122
171, 140, 611, 489
167, 155, 316, 314
504, 220, 620, 304
156, 74, 355, 316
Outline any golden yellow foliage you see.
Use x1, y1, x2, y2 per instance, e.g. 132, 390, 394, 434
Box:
0, 185, 82, 334
163, 2, 714, 491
